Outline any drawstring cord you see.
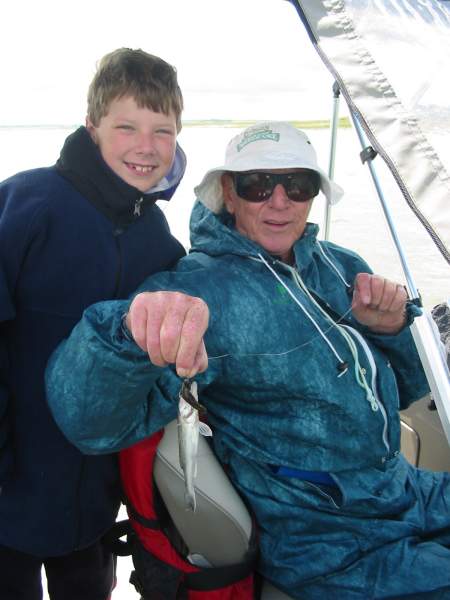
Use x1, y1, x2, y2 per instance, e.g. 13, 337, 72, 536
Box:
316, 241, 352, 288
205, 245, 378, 412
258, 254, 378, 410
257, 254, 349, 373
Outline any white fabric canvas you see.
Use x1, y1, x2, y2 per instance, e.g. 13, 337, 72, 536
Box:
295, 0, 450, 263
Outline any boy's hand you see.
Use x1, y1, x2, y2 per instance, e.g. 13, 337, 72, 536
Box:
351, 273, 408, 334
126, 291, 209, 378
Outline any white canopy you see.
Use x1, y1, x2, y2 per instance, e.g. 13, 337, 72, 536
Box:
291, 0, 450, 264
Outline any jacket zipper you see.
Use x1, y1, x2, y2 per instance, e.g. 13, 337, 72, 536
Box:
113, 231, 123, 298
133, 196, 144, 217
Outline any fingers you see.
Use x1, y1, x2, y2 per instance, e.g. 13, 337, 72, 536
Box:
126, 293, 158, 354
353, 273, 406, 312
173, 303, 209, 378
127, 291, 209, 377
352, 273, 408, 333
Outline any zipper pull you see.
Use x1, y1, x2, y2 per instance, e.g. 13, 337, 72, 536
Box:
133, 197, 144, 217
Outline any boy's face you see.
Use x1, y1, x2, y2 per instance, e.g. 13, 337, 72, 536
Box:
86, 95, 177, 193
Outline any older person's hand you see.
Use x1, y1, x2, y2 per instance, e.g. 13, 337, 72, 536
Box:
351, 273, 408, 334
125, 291, 209, 378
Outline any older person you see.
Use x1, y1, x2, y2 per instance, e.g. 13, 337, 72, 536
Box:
46, 122, 450, 599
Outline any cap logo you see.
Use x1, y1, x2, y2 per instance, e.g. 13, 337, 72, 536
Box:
237, 125, 280, 151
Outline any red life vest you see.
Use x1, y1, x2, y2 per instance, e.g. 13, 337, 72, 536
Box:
113, 432, 257, 599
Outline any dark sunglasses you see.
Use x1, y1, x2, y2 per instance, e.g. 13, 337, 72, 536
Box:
233, 170, 321, 203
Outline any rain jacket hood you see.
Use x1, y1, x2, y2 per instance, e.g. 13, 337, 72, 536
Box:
56, 125, 186, 226
189, 199, 324, 291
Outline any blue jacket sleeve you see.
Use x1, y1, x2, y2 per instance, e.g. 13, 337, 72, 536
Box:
0, 180, 48, 479
0, 329, 13, 480
45, 300, 181, 454
0, 258, 14, 478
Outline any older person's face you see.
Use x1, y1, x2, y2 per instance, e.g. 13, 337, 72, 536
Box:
222, 170, 314, 264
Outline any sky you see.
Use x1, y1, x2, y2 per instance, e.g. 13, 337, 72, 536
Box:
0, 0, 335, 126
1, 0, 449, 279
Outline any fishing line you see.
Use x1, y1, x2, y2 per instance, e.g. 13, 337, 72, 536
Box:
258, 254, 348, 368
287, 265, 377, 402
206, 306, 354, 362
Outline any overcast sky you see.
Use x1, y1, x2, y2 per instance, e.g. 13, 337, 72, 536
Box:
0, 0, 336, 125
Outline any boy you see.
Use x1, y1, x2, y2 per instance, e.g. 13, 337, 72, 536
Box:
0, 48, 186, 600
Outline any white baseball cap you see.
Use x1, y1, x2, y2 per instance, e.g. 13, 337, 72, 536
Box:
194, 121, 344, 213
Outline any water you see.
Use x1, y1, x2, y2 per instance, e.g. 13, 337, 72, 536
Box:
2, 125, 447, 307
1, 124, 449, 600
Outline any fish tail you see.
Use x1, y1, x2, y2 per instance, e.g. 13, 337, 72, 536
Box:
185, 488, 196, 512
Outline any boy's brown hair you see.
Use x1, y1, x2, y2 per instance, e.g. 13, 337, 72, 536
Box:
87, 48, 183, 130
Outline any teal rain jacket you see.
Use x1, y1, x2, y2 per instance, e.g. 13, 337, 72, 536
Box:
46, 202, 450, 599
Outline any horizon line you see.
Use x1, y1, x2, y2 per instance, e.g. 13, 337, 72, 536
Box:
0, 117, 351, 130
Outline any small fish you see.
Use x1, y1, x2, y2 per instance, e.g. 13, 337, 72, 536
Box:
178, 379, 203, 511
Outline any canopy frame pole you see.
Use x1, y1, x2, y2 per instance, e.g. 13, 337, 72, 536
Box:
349, 111, 421, 304
349, 110, 450, 445
324, 82, 341, 241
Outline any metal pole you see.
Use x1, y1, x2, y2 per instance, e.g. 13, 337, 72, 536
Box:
350, 110, 450, 445
324, 82, 341, 240
349, 112, 421, 303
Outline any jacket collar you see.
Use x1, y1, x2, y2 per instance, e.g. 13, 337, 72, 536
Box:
56, 126, 186, 227
190, 200, 320, 267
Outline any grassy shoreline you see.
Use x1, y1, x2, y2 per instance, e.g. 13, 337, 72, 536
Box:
182, 117, 351, 129
0, 117, 351, 130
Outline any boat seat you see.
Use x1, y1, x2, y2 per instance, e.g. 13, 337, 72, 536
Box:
154, 420, 294, 600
